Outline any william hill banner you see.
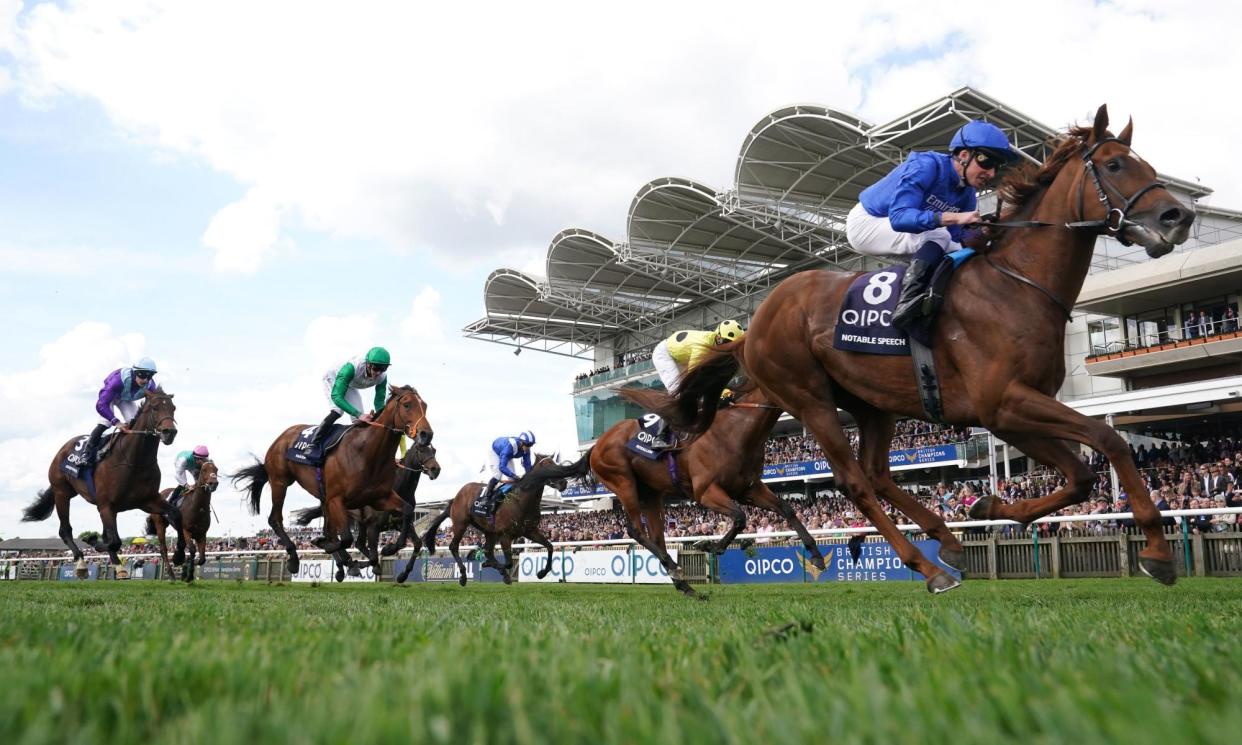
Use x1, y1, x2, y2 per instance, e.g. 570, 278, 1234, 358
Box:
716, 541, 960, 584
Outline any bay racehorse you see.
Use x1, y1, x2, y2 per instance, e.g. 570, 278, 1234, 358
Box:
24, 390, 180, 568
418, 453, 593, 585
291, 440, 442, 576
596, 385, 826, 596
232, 385, 432, 577
147, 460, 220, 582
641, 106, 1194, 591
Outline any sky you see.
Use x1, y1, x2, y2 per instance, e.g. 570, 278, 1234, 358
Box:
2, 0, 1240, 541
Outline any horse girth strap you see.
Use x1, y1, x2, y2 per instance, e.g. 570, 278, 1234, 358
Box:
982, 254, 1073, 322
908, 337, 945, 425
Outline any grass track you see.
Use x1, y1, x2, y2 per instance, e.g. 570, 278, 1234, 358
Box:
2, 578, 1241, 744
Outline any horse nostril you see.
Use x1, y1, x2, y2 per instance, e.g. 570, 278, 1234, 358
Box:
1160, 207, 1186, 226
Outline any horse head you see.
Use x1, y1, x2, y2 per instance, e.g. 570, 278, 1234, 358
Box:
386, 385, 433, 445
139, 390, 178, 445
405, 440, 442, 480
198, 460, 220, 493
1074, 104, 1194, 257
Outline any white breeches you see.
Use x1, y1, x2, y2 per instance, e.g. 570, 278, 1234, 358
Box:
651, 341, 684, 394
846, 202, 960, 259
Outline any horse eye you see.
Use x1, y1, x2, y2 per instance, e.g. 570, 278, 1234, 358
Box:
1105, 159, 1122, 172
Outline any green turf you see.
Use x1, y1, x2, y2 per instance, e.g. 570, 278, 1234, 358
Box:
2, 579, 1240, 744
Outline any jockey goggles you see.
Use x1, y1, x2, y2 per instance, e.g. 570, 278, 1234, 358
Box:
972, 149, 1006, 171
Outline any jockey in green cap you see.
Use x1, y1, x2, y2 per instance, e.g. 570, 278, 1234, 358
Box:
310, 347, 391, 451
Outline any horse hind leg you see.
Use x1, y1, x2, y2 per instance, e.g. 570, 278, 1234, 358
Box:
761, 371, 954, 592
266, 478, 301, 574
620, 499, 693, 596
743, 482, 827, 572
52, 487, 84, 561
854, 407, 962, 571
448, 528, 469, 587
695, 483, 747, 556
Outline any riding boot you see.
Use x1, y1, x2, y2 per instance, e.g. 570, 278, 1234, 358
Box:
891, 243, 946, 329
169, 485, 185, 508
489, 478, 504, 514
310, 410, 341, 451
83, 423, 108, 465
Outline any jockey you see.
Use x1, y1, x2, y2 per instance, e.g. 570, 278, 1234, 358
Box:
479, 431, 536, 514
170, 445, 210, 504
651, 320, 745, 394
311, 347, 391, 451
845, 119, 1020, 327
85, 357, 160, 464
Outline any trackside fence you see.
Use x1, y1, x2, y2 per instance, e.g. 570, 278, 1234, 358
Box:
3, 509, 1240, 584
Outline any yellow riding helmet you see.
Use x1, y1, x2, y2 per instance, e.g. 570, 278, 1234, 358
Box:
715, 319, 745, 344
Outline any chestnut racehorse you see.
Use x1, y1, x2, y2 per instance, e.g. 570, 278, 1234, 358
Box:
148, 460, 220, 582
24, 390, 180, 568
595, 385, 826, 596
232, 385, 433, 577
418, 453, 593, 585
638, 106, 1194, 591
291, 440, 442, 576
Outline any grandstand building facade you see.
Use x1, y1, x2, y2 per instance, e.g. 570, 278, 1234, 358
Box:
464, 88, 1242, 501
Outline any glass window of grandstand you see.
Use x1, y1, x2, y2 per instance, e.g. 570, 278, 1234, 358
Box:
1088, 317, 1122, 356
1125, 308, 1174, 349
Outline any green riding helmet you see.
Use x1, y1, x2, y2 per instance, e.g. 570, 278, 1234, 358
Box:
365, 347, 391, 366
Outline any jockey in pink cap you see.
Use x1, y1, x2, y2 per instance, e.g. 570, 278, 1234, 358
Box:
170, 445, 211, 504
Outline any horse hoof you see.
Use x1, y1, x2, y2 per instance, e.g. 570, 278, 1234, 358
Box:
968, 496, 998, 520
502, 572, 513, 585
1139, 557, 1177, 586
938, 547, 966, 571
458, 575, 467, 587
536, 568, 549, 580
675, 580, 697, 598
286, 556, 300, 574
335, 568, 345, 583
347, 565, 361, 577
926, 572, 961, 594
380, 543, 400, 557
809, 553, 827, 572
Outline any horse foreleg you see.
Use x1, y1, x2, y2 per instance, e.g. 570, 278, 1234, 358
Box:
183, 532, 197, 583
745, 483, 826, 570
498, 536, 515, 585
980, 384, 1175, 584
526, 527, 555, 580
98, 504, 123, 566
382, 500, 414, 557
315, 495, 349, 555
620, 500, 693, 596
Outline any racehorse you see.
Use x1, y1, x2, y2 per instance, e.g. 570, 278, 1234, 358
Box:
418, 453, 593, 585
147, 460, 220, 582
232, 385, 433, 577
633, 106, 1194, 591
595, 385, 826, 596
24, 390, 180, 568
291, 440, 442, 578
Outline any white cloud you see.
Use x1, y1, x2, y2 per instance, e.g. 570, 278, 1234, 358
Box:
401, 286, 444, 341
201, 187, 288, 273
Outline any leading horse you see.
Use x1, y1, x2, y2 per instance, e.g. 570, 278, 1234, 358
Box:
232, 384, 433, 576
639, 106, 1194, 591
595, 385, 827, 596
24, 390, 180, 568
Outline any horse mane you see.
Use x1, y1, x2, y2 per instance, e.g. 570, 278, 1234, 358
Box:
997, 125, 1092, 218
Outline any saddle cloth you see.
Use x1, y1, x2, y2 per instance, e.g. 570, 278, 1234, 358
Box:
470, 482, 514, 517
60, 432, 117, 480
625, 413, 676, 460
284, 423, 351, 466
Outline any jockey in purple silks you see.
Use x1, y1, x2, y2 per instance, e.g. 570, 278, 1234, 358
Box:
85, 357, 160, 463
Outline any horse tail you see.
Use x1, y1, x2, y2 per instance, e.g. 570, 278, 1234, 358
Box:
22, 488, 56, 522
421, 507, 451, 555
620, 339, 744, 434
230, 460, 269, 516
293, 506, 323, 527
559, 448, 596, 490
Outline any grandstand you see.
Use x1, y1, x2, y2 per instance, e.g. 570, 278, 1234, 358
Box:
464, 87, 1242, 505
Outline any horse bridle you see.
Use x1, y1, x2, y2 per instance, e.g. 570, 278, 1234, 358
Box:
981, 136, 1170, 321
1063, 137, 1167, 247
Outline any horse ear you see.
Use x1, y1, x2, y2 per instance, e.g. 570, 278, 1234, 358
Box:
1117, 117, 1133, 147
1091, 104, 1109, 144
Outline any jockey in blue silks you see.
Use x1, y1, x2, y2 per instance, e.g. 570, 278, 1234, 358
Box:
845, 120, 1021, 327
478, 431, 535, 514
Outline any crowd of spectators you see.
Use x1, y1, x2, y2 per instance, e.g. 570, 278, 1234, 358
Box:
1182, 304, 1238, 340
574, 350, 656, 382
764, 420, 973, 465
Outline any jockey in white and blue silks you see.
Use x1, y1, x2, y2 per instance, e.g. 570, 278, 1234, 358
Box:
478, 431, 536, 513
845, 120, 1020, 327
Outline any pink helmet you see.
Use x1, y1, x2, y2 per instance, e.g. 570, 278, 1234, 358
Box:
192, 445, 210, 458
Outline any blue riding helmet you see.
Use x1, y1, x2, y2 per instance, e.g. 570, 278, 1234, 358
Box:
950, 121, 1020, 163
518, 431, 536, 446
